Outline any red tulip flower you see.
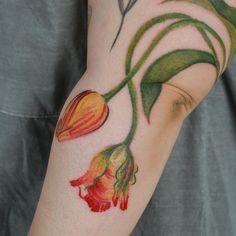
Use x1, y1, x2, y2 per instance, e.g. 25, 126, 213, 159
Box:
70, 144, 138, 212
55, 90, 109, 142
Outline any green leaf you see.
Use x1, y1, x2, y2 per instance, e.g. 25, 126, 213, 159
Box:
165, 0, 236, 57
141, 49, 216, 120
197, 28, 220, 73
114, 158, 129, 192
208, 0, 236, 57
209, 0, 236, 28
141, 83, 162, 123
126, 17, 226, 79
125, 13, 191, 73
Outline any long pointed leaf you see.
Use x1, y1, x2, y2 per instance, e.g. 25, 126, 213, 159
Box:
197, 28, 220, 73
163, 0, 236, 57
125, 13, 190, 73
209, 0, 236, 28
126, 17, 226, 77
118, 0, 125, 14
141, 49, 216, 119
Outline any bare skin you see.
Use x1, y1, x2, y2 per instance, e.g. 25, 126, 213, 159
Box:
29, 1, 235, 235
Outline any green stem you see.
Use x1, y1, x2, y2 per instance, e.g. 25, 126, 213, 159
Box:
104, 13, 226, 146
103, 13, 190, 102
104, 15, 226, 101
103, 65, 140, 102
124, 81, 138, 146
197, 27, 220, 74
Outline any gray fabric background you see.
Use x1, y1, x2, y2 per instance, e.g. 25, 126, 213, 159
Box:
0, 1, 235, 236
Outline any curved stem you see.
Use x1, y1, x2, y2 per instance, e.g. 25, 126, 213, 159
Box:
103, 66, 139, 102
104, 13, 189, 102
197, 27, 220, 73
124, 81, 138, 146
125, 13, 189, 73
104, 15, 225, 102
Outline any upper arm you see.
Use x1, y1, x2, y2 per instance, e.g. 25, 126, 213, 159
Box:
29, 1, 236, 235
86, 0, 235, 118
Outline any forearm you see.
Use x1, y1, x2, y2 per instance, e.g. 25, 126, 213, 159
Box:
29, 1, 236, 235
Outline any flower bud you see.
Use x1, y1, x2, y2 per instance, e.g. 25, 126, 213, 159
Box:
56, 90, 109, 142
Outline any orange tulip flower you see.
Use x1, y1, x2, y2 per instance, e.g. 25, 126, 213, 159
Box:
55, 90, 109, 142
70, 144, 138, 212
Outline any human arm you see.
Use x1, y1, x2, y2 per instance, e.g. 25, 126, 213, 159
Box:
29, 1, 236, 235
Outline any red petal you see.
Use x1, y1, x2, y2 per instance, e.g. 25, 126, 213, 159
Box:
120, 194, 129, 211
84, 194, 111, 212
112, 195, 119, 207
112, 190, 130, 211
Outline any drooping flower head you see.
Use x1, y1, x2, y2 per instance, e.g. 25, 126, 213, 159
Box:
70, 144, 138, 212
55, 90, 109, 142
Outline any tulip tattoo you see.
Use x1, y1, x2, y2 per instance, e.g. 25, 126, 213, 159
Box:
56, 0, 236, 212
70, 144, 138, 212
56, 91, 109, 142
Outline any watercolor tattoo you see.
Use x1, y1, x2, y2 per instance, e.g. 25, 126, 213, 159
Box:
55, 0, 236, 212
